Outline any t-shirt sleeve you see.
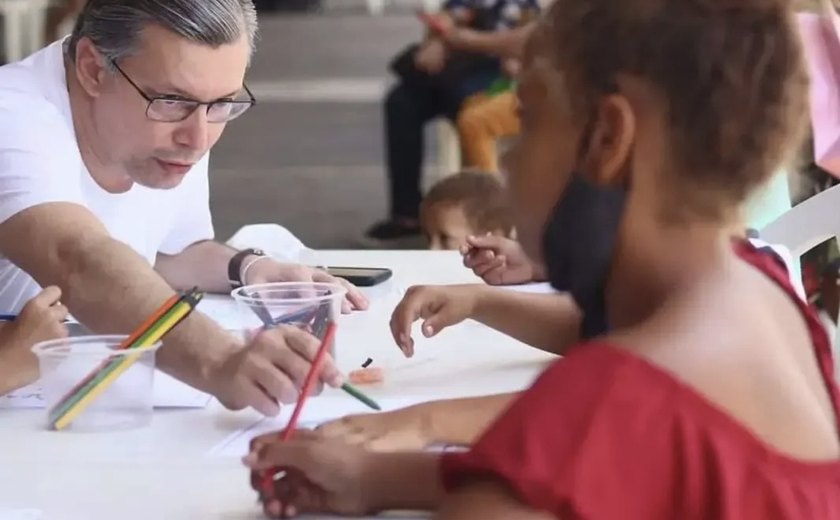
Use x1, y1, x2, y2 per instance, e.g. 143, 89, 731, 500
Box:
440, 345, 683, 518
157, 154, 215, 255
0, 98, 85, 224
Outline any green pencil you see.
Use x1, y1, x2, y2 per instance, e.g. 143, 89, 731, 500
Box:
341, 382, 381, 411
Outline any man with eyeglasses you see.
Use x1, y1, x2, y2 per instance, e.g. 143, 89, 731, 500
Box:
0, 0, 368, 416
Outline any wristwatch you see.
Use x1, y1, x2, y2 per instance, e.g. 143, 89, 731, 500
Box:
228, 248, 266, 289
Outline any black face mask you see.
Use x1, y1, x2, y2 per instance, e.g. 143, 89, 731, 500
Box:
541, 174, 626, 339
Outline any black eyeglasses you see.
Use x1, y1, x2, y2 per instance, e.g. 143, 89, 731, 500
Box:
111, 61, 256, 123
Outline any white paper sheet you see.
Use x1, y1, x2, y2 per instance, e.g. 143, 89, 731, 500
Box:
0, 370, 211, 410
196, 294, 246, 330
208, 395, 426, 457
0, 510, 43, 520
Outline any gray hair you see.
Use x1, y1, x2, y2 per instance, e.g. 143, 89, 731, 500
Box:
67, 0, 258, 66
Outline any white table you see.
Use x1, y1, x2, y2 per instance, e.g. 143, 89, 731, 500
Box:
0, 250, 554, 520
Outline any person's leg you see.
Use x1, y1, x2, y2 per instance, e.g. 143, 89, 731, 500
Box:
457, 91, 520, 172
368, 81, 443, 240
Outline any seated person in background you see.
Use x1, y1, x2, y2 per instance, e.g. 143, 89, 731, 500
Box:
365, 0, 541, 244
420, 171, 514, 250
442, 6, 548, 173
245, 1, 840, 519
456, 59, 522, 173
0, 287, 68, 396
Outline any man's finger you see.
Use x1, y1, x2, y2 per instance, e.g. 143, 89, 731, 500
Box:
257, 354, 308, 402
278, 327, 343, 387
243, 380, 282, 417
312, 272, 369, 312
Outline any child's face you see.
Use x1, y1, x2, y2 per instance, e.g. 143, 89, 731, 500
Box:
422, 202, 484, 251
502, 28, 636, 263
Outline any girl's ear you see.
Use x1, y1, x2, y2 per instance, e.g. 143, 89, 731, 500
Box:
581, 93, 636, 187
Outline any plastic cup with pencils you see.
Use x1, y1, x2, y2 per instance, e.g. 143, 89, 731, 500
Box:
232, 282, 380, 411
231, 282, 347, 358
33, 288, 203, 432
32, 335, 161, 432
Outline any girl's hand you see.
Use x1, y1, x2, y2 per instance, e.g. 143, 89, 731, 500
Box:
244, 429, 375, 518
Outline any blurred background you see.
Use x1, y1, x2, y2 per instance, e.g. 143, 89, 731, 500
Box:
0, 0, 448, 248
4, 0, 840, 325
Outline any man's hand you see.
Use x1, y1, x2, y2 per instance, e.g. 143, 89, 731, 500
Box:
460, 235, 546, 285
414, 39, 448, 75
210, 326, 345, 416
245, 259, 369, 313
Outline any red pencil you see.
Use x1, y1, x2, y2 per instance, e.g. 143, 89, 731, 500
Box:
260, 322, 338, 494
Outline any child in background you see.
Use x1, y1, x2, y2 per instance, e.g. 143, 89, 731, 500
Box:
0, 286, 68, 395
420, 171, 514, 250
246, 0, 840, 518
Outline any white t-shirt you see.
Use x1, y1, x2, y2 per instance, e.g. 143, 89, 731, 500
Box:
0, 41, 214, 312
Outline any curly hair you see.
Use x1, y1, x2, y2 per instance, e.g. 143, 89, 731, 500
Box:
539, 0, 810, 219
421, 171, 514, 235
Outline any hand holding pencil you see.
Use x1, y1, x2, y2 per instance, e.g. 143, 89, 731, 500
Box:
0, 286, 68, 395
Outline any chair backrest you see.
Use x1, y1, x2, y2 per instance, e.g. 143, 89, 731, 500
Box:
227, 224, 308, 262
760, 182, 840, 372
760, 182, 840, 256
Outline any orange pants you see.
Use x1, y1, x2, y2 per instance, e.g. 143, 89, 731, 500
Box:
457, 91, 520, 173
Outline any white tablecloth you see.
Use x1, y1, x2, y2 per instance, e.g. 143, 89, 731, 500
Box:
0, 250, 554, 520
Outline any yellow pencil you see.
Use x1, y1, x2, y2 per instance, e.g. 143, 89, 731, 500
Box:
52, 294, 202, 431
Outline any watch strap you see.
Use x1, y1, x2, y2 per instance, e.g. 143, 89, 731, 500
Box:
228, 248, 265, 288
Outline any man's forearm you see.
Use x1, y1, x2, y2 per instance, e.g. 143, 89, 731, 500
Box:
155, 240, 240, 294
55, 236, 239, 392
472, 287, 580, 354
423, 393, 518, 446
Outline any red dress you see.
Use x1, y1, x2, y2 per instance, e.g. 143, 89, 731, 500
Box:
441, 242, 840, 519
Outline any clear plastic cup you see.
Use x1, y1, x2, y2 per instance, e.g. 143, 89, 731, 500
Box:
231, 282, 346, 355
31, 335, 161, 432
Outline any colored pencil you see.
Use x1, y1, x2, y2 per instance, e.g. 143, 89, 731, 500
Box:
49, 291, 202, 430
260, 322, 337, 494
340, 382, 381, 411
48, 292, 186, 416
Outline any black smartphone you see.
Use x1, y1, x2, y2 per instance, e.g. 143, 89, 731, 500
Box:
326, 266, 393, 287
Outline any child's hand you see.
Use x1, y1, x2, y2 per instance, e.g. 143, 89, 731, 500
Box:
6, 286, 69, 349
460, 235, 545, 285
244, 429, 373, 518
315, 406, 432, 452
0, 286, 68, 393
390, 284, 479, 356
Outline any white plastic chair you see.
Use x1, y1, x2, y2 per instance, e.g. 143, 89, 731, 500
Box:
0, 0, 49, 63
760, 182, 840, 367
227, 224, 309, 263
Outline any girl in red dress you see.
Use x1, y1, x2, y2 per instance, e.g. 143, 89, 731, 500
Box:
244, 0, 840, 518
